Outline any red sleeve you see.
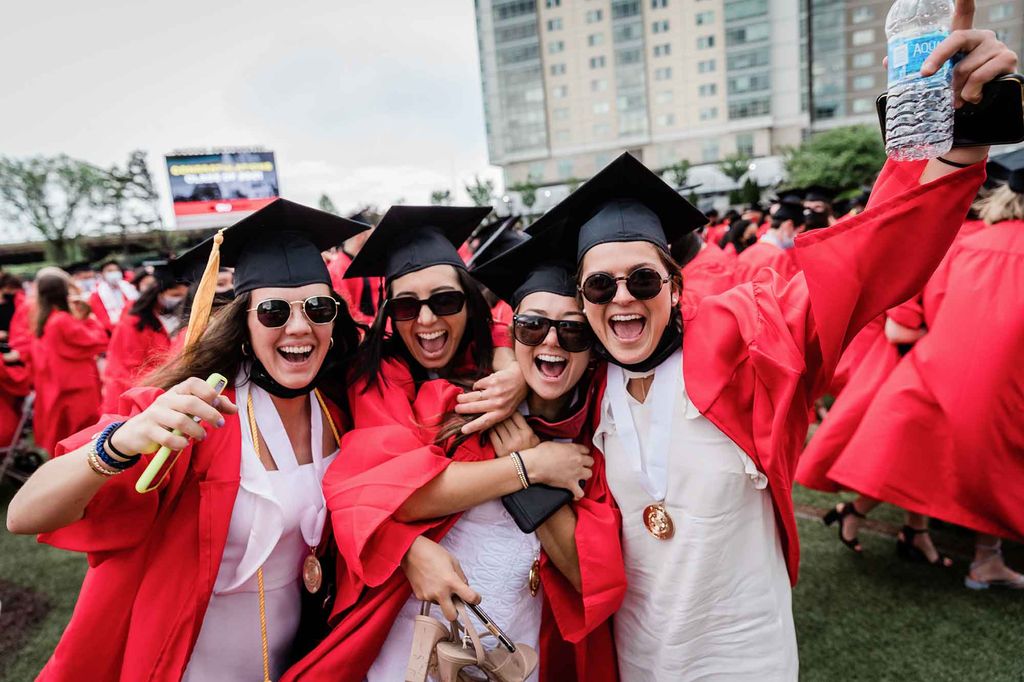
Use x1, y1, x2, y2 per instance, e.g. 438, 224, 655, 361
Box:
491, 319, 512, 349
346, 358, 418, 429
88, 292, 114, 331
51, 313, 109, 359
0, 361, 31, 396
8, 302, 33, 357
886, 294, 925, 330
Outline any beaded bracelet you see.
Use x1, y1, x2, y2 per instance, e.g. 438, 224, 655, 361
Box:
94, 421, 138, 471
510, 451, 530, 490
86, 445, 121, 477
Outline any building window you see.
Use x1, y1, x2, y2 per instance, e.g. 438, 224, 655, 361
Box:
594, 123, 611, 137
725, 0, 768, 21
852, 74, 876, 91
726, 23, 769, 45
545, 0, 561, 7
702, 140, 720, 162
852, 98, 874, 114
990, 3, 1013, 20
736, 132, 755, 156
696, 11, 715, 25
586, 9, 603, 22
652, 0, 668, 7
617, 47, 643, 65
593, 101, 610, 114
652, 19, 670, 33
851, 6, 874, 23
851, 29, 875, 46
655, 90, 674, 104
697, 35, 715, 49
700, 107, 718, 120
590, 56, 607, 69
657, 113, 676, 126
851, 52, 875, 68
588, 33, 605, 46
525, 87, 545, 102
612, 1, 641, 18
591, 78, 608, 92
550, 63, 567, 76
546, 18, 563, 31
728, 50, 769, 70
655, 67, 673, 80
699, 83, 718, 96
553, 107, 570, 121
548, 40, 565, 54
552, 85, 569, 98
555, 130, 571, 143
728, 73, 771, 94
654, 43, 671, 57
698, 59, 716, 73
729, 98, 771, 119
558, 160, 573, 178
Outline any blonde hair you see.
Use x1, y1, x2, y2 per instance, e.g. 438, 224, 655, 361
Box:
976, 185, 1024, 225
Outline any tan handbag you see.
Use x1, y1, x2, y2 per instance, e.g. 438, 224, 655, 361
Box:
405, 598, 538, 682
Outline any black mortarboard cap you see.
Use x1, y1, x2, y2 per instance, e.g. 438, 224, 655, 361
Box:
467, 216, 526, 269
471, 235, 577, 310
345, 205, 492, 281
524, 153, 705, 264
990, 148, 1024, 194
174, 198, 368, 295
66, 261, 94, 275
772, 198, 807, 226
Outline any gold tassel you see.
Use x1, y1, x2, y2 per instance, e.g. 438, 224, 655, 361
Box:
183, 228, 225, 350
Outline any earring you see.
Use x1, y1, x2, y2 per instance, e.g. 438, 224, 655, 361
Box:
329, 338, 335, 349
241, 342, 250, 356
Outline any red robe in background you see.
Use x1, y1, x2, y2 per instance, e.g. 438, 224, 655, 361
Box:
8, 300, 34, 365
284, 374, 624, 682
101, 314, 173, 414
585, 159, 984, 584
704, 222, 729, 246
492, 299, 514, 328
327, 250, 381, 326
31, 311, 108, 455
680, 242, 736, 311
733, 238, 800, 283
828, 220, 1024, 542
0, 360, 31, 447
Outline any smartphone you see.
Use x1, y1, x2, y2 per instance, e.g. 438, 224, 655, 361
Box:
460, 598, 517, 653
875, 73, 1024, 147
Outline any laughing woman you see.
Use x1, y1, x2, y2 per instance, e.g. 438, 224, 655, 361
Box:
7, 200, 367, 681
516, 26, 1013, 680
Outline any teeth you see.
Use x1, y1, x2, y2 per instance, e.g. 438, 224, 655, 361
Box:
611, 314, 643, 322
537, 354, 566, 363
417, 330, 446, 340
280, 345, 313, 354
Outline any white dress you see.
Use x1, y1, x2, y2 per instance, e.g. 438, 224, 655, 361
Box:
595, 350, 797, 682
183, 380, 337, 682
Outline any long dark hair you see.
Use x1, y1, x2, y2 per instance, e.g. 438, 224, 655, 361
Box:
351, 267, 495, 391
130, 282, 169, 332
34, 273, 71, 338
147, 290, 362, 409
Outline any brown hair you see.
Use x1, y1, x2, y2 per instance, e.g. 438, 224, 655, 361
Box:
976, 185, 1024, 225
34, 272, 71, 338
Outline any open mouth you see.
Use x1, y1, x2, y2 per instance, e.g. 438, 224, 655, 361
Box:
609, 314, 646, 341
416, 330, 449, 356
277, 344, 314, 364
534, 353, 567, 380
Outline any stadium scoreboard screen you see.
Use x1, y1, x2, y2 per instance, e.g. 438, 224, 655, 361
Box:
165, 149, 279, 228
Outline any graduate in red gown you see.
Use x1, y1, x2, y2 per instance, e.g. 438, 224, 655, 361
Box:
327, 214, 380, 326
101, 266, 189, 414
825, 170, 1024, 590
671, 232, 737, 311
468, 215, 528, 332
88, 260, 139, 332
0, 354, 31, 448
7, 199, 368, 680
732, 197, 804, 283
30, 272, 109, 455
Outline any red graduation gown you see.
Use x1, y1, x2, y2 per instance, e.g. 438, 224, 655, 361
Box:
37, 386, 347, 681
0, 360, 31, 447
580, 159, 984, 585
8, 299, 34, 365
732, 238, 800, 283
704, 222, 729, 246
101, 315, 173, 414
680, 242, 737, 311
31, 312, 108, 455
327, 250, 381, 326
285, 373, 624, 682
828, 220, 1024, 541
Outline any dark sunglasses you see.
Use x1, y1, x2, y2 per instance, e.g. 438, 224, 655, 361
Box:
580, 267, 672, 305
248, 296, 339, 328
513, 314, 594, 353
388, 290, 467, 322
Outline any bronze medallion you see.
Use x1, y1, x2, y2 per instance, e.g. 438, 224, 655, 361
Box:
643, 502, 675, 540
529, 558, 541, 597
303, 552, 323, 593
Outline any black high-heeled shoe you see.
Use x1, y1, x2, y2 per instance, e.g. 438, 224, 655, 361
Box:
822, 501, 865, 553
896, 526, 954, 568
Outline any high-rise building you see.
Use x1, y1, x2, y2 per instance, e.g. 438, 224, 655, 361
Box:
475, 0, 1023, 188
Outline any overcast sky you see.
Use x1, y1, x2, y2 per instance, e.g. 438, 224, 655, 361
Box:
0, 1, 499, 226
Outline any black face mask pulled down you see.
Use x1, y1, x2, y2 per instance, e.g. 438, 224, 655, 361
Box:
594, 311, 683, 374
247, 356, 322, 399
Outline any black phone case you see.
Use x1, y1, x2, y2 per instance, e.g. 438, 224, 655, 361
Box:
875, 73, 1024, 147
502, 483, 573, 534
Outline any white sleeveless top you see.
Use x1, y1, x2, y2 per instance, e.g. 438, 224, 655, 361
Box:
183, 380, 337, 681
595, 350, 797, 682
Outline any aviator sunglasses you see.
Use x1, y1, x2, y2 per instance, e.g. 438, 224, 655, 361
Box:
388, 290, 467, 322
248, 296, 339, 328
580, 267, 672, 305
513, 314, 595, 353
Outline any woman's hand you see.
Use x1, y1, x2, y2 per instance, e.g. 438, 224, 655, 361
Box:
109, 377, 238, 456
68, 295, 91, 320
488, 412, 540, 457
884, 317, 926, 344
455, 362, 528, 435
401, 536, 481, 621
520, 442, 594, 500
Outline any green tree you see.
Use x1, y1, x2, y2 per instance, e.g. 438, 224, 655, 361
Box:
565, 177, 583, 193
464, 176, 495, 207
665, 159, 692, 189
784, 125, 886, 192
430, 189, 453, 206
509, 175, 539, 211
318, 193, 339, 214
739, 177, 762, 205
103, 150, 164, 252
0, 155, 107, 263
718, 152, 752, 185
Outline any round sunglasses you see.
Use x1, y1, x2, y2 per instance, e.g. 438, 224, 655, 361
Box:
388, 290, 467, 322
579, 267, 672, 305
248, 296, 339, 328
513, 314, 594, 353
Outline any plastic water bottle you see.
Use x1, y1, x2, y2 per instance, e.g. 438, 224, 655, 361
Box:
884, 0, 954, 160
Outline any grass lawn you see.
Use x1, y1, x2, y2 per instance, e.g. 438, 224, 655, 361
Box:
1, 481, 1021, 680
